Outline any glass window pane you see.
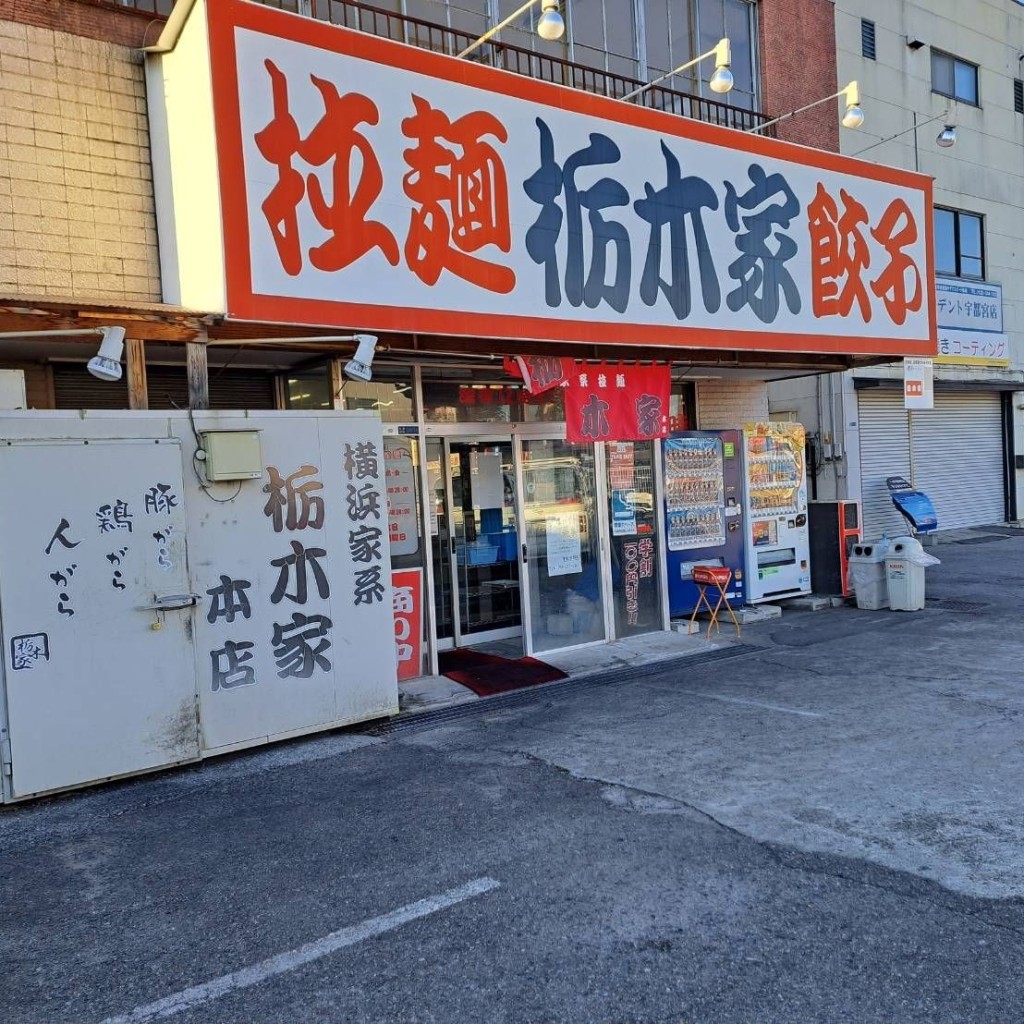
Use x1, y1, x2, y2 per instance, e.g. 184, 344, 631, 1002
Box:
954, 60, 978, 104
422, 368, 565, 423
931, 51, 953, 95
959, 213, 983, 259
725, 0, 755, 99
934, 208, 957, 275
645, 0, 671, 76
521, 438, 606, 652
284, 368, 332, 409
568, 0, 606, 51
604, 0, 637, 59
341, 365, 415, 422
960, 256, 983, 278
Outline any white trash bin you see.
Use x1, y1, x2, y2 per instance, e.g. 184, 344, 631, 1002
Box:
885, 536, 940, 612
848, 539, 890, 610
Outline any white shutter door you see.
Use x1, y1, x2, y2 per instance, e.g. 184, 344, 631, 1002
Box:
857, 390, 911, 538
911, 392, 1005, 530
858, 389, 1005, 536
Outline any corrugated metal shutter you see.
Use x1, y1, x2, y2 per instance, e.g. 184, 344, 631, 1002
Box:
911, 392, 1005, 529
53, 365, 277, 411
858, 390, 911, 538
858, 389, 1005, 536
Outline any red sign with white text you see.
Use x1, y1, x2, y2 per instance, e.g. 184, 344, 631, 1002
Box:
392, 568, 423, 682
562, 362, 671, 443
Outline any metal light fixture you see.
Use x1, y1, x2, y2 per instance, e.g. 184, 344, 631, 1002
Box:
86, 326, 126, 382
458, 0, 564, 60
622, 37, 732, 102
936, 124, 957, 148
748, 80, 864, 134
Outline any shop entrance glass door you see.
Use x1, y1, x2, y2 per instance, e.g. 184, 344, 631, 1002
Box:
426, 436, 522, 649
605, 441, 665, 637
519, 438, 607, 654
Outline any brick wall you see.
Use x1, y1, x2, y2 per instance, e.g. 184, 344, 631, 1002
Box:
0, 18, 161, 302
759, 0, 839, 152
696, 380, 769, 430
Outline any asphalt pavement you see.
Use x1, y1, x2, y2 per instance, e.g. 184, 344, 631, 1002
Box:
2, 525, 1023, 1024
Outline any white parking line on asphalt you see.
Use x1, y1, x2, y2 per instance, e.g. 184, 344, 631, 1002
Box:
676, 690, 824, 718
99, 877, 501, 1024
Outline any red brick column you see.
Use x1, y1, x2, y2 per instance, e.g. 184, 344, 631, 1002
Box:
758, 0, 839, 152
0, 0, 162, 48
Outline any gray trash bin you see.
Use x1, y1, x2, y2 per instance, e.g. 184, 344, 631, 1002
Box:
848, 540, 890, 610
885, 536, 939, 611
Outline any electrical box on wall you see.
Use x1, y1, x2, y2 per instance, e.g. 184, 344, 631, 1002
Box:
201, 430, 263, 482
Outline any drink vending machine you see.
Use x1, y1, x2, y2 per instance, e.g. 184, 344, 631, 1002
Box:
662, 430, 746, 616
742, 422, 811, 603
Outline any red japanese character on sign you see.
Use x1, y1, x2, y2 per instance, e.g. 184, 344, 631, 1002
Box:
869, 198, 923, 326
807, 183, 871, 321
401, 95, 515, 293
254, 60, 306, 277
254, 61, 399, 277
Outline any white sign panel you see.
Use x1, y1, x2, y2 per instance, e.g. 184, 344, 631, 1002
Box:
546, 512, 582, 576
936, 328, 1010, 367
904, 357, 934, 410
189, 412, 398, 753
935, 278, 1002, 332
385, 439, 418, 557
197, 0, 936, 357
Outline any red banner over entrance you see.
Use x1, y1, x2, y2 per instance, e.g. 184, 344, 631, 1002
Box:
561, 362, 671, 443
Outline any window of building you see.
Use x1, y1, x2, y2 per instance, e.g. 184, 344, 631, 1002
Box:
931, 49, 979, 105
1015, 78, 1023, 114
934, 207, 984, 279
860, 19, 876, 60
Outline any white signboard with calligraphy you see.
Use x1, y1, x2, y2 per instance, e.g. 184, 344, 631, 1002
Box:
187, 411, 398, 753
150, 0, 936, 359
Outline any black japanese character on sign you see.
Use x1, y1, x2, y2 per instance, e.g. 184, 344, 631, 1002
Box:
353, 565, 385, 605
106, 546, 129, 591
210, 640, 256, 691
144, 483, 179, 515
152, 527, 174, 572
270, 540, 329, 605
206, 575, 253, 624
271, 612, 333, 678
346, 483, 382, 522
343, 441, 379, 481
524, 118, 631, 312
96, 499, 134, 534
263, 465, 325, 532
348, 524, 383, 564
49, 563, 77, 617
45, 518, 81, 554
724, 163, 801, 323
635, 394, 663, 438
634, 142, 721, 319
578, 393, 611, 440
11, 633, 49, 670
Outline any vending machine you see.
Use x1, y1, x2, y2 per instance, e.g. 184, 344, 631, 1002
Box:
742, 422, 811, 603
662, 431, 746, 616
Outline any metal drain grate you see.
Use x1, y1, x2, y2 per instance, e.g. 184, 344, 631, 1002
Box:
928, 599, 989, 612
955, 536, 1006, 546
366, 644, 760, 736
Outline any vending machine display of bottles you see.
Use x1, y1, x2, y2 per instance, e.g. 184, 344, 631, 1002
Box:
664, 436, 726, 551
744, 429, 803, 517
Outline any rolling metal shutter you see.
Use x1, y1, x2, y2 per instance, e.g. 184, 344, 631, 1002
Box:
53, 365, 277, 411
858, 389, 1005, 536
857, 390, 911, 538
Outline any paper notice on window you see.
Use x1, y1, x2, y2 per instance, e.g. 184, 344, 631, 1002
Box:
471, 451, 504, 509
546, 511, 582, 576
